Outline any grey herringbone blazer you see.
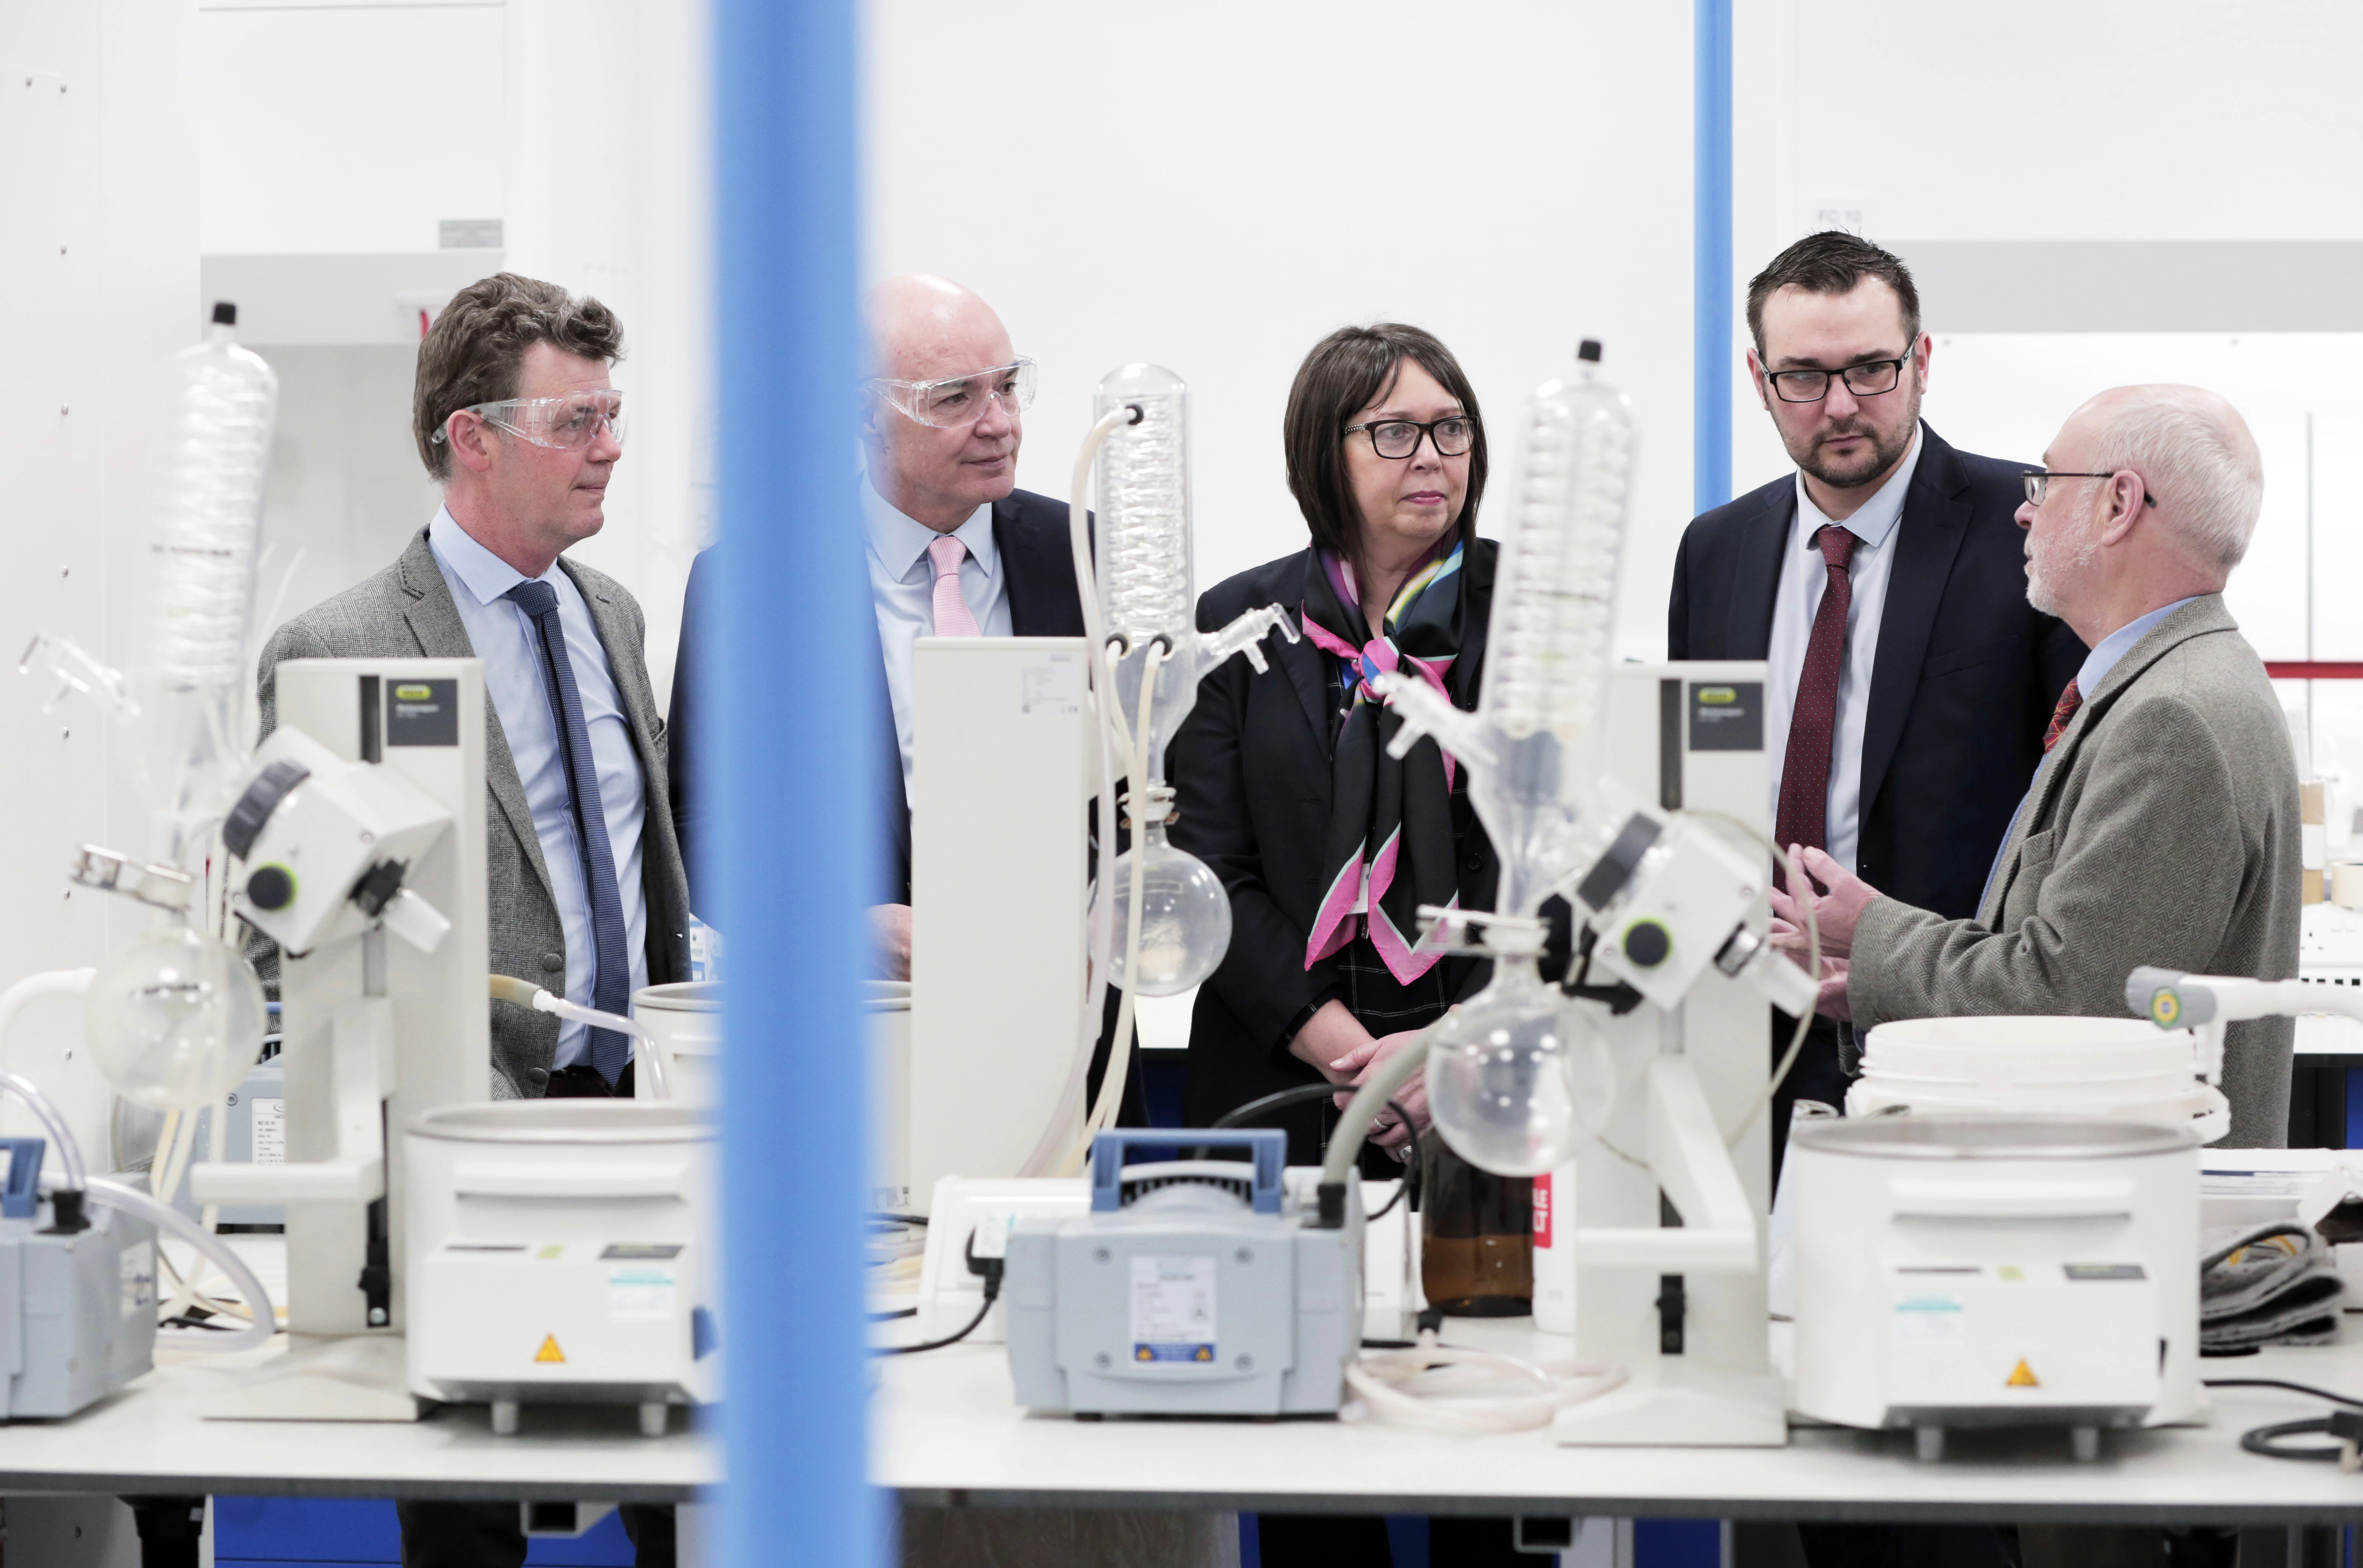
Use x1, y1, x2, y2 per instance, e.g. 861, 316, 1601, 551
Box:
255, 527, 693, 1099
1849, 594, 2301, 1147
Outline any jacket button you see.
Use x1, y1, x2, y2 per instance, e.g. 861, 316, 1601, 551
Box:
1465, 853, 1484, 872
541, 953, 563, 972
528, 1067, 550, 1085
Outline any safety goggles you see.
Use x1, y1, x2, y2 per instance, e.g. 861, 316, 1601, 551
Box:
434, 389, 627, 451
868, 358, 1035, 429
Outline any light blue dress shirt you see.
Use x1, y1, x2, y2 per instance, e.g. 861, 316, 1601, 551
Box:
1975, 594, 2205, 913
428, 507, 649, 1069
862, 475, 1012, 791
1764, 426, 1924, 874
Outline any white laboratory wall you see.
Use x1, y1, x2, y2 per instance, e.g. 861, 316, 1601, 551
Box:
0, 0, 201, 1137
1728, 0, 2363, 527
863, 0, 1698, 661
192, 0, 713, 706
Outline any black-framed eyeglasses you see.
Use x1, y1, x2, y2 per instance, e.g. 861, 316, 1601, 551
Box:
1343, 416, 1478, 460
1763, 355, 1911, 403
2021, 470, 2160, 508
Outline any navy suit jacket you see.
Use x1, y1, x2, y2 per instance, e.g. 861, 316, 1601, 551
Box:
668, 486, 1087, 910
1667, 424, 2085, 921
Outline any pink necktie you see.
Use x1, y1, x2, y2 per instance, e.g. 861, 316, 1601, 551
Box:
927, 534, 979, 637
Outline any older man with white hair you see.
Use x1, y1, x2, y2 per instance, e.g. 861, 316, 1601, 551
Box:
1773, 383, 2302, 1146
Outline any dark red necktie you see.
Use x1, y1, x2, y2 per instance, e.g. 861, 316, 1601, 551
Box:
1775, 525, 1860, 868
2042, 679, 2082, 753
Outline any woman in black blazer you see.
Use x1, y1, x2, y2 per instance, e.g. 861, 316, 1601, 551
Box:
1169, 323, 1507, 1174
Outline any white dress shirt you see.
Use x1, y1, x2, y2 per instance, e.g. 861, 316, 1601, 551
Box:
428, 507, 649, 1069
862, 475, 1013, 790
1763, 425, 1925, 874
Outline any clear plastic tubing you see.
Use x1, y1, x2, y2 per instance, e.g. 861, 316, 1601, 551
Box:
1484, 340, 1634, 750
1094, 363, 1193, 656
148, 301, 277, 694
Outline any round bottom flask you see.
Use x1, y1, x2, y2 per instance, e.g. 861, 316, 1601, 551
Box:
85, 914, 268, 1111
1097, 819, 1232, 998
1424, 956, 1615, 1177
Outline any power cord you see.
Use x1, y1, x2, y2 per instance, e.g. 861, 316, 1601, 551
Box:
1209, 1083, 1424, 1219
2205, 1377, 2363, 1467
878, 1231, 1001, 1356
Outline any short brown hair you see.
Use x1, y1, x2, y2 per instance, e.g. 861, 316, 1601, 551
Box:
1745, 231, 1921, 358
1283, 324, 1487, 568
413, 273, 625, 480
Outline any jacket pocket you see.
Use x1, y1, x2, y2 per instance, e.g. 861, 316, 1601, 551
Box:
1997, 827, 2057, 914
1920, 633, 2024, 682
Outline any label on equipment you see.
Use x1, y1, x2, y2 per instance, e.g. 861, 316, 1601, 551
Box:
1021, 655, 1081, 716
1891, 1295, 1965, 1348
121, 1240, 157, 1318
609, 1267, 678, 1321
1129, 1254, 1217, 1363
1531, 1174, 1554, 1248
249, 1097, 286, 1163
2064, 1263, 2145, 1281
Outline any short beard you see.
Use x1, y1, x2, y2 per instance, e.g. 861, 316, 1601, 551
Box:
2024, 514, 2100, 618
1787, 379, 1922, 493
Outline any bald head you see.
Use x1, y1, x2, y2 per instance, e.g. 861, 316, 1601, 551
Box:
861, 274, 1022, 529
2016, 382, 2264, 642
2066, 384, 2264, 574
866, 274, 1013, 383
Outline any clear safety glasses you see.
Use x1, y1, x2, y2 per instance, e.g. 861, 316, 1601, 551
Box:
869, 357, 1036, 429
434, 390, 627, 451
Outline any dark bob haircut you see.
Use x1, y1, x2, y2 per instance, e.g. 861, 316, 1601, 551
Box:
1283, 323, 1486, 568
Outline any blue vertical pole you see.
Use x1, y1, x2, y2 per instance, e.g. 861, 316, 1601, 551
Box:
1694, 0, 1734, 515
712, 1, 877, 1566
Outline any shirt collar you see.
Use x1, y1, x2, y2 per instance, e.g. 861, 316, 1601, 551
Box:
428, 505, 562, 607
1793, 423, 1924, 553
2075, 596, 2205, 697
861, 473, 998, 582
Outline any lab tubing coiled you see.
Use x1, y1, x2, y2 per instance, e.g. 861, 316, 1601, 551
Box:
1484, 361, 1632, 746
1096, 374, 1193, 656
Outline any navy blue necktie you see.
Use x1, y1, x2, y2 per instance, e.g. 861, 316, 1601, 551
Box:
505, 579, 634, 1084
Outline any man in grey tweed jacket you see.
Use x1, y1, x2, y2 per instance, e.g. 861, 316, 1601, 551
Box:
1772, 384, 2300, 1147
257, 275, 689, 1565
257, 526, 691, 1100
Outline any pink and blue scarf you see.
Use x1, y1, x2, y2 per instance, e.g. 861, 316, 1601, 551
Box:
1298, 540, 1469, 984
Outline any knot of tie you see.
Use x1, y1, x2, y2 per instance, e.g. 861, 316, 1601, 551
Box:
2043, 678, 2083, 754
927, 534, 978, 637
505, 579, 560, 619
1815, 524, 1859, 572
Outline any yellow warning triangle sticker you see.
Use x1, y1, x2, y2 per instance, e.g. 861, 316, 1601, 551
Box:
2006, 1358, 2039, 1387
535, 1335, 566, 1364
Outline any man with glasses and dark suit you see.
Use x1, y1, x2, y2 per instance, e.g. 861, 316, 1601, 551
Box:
1669, 232, 2085, 1176
667, 273, 1086, 979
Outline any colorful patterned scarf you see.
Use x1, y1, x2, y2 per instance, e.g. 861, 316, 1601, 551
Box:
1298, 540, 1469, 983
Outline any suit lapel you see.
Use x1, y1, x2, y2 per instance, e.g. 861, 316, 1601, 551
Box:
561, 556, 666, 817
995, 495, 1088, 637
1274, 549, 1332, 747
1723, 486, 1794, 659
1858, 428, 1971, 822
1978, 595, 2234, 923
399, 530, 558, 908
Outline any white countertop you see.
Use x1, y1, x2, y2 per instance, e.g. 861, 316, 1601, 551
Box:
0, 1339, 714, 1502
873, 1324, 2363, 1524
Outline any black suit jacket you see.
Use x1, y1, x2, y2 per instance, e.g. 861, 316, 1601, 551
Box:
669, 486, 1087, 910
1667, 423, 2085, 920
1168, 540, 1505, 1164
